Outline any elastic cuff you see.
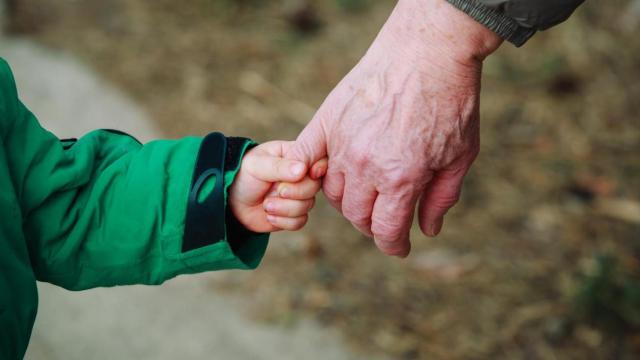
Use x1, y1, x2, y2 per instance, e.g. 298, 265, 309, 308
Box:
181, 132, 269, 269
182, 133, 255, 253
445, 0, 536, 47
222, 138, 270, 269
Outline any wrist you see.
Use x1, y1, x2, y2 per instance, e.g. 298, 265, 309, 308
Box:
385, 0, 503, 66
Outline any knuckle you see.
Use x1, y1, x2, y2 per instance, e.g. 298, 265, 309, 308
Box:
284, 206, 297, 217
351, 150, 371, 168
289, 201, 303, 214
293, 216, 308, 230
299, 141, 314, 159
342, 204, 371, 225
287, 186, 302, 199
294, 202, 308, 216
433, 193, 460, 209
371, 220, 402, 240
351, 216, 372, 228
381, 171, 414, 190
275, 159, 287, 176
294, 133, 320, 161
285, 183, 305, 199
323, 186, 343, 202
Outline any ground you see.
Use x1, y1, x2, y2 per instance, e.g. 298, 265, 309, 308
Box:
3, 0, 640, 359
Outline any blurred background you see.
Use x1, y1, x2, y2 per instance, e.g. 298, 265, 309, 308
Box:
2, 0, 640, 359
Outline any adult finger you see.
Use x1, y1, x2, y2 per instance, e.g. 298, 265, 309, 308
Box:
322, 168, 345, 211
285, 111, 328, 166
370, 191, 420, 258
245, 155, 307, 183
310, 158, 329, 180
341, 178, 376, 237
266, 214, 309, 231
264, 198, 315, 218
418, 167, 466, 237
277, 177, 322, 200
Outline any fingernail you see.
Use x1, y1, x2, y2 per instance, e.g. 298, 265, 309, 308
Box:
291, 162, 305, 177
264, 202, 276, 213
313, 165, 326, 179
267, 215, 277, 223
278, 184, 289, 197
430, 217, 444, 236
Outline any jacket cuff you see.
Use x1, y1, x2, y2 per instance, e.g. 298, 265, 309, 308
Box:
179, 133, 269, 271
445, 0, 536, 47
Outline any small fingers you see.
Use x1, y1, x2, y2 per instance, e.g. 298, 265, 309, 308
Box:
257, 141, 295, 157
277, 177, 322, 200
266, 215, 309, 231
264, 198, 315, 218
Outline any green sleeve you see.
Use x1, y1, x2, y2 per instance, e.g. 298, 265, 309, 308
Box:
0, 59, 269, 290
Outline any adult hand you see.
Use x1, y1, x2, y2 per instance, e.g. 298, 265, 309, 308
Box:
287, 0, 503, 257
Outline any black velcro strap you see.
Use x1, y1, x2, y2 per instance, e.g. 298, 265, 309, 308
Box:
182, 132, 228, 252
182, 133, 254, 253
225, 136, 251, 171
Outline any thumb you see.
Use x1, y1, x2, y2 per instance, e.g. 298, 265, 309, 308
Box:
286, 112, 328, 166
418, 167, 467, 237
245, 155, 308, 183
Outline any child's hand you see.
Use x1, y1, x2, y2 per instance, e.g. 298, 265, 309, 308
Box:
229, 141, 327, 233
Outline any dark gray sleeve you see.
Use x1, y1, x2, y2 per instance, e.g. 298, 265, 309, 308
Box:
445, 0, 585, 47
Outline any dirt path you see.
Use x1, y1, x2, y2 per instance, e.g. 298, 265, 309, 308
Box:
0, 37, 369, 360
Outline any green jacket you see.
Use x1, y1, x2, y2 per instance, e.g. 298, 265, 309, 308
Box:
446, 0, 586, 46
0, 58, 269, 359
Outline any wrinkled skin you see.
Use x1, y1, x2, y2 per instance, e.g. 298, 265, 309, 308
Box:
287, 0, 503, 257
